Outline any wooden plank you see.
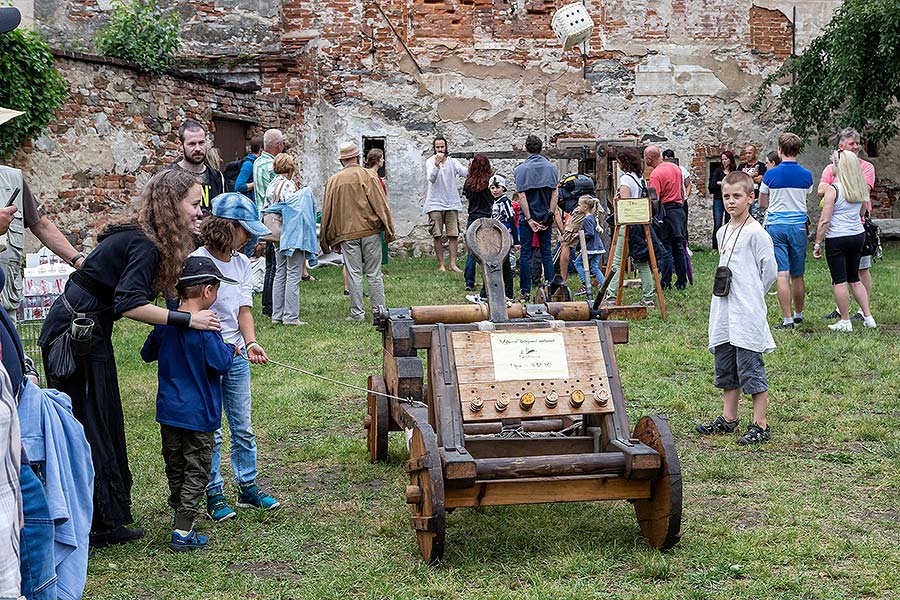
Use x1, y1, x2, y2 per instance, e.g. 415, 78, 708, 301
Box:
444, 476, 652, 508
475, 452, 626, 480
465, 436, 595, 458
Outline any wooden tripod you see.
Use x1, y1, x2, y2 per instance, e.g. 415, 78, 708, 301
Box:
604, 222, 667, 320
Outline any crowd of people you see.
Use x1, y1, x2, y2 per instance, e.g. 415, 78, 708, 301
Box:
0, 104, 887, 598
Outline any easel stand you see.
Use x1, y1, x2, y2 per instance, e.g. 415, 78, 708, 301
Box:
604, 200, 667, 321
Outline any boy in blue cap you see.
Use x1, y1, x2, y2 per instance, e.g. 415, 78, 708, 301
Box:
191, 193, 281, 521
141, 256, 237, 550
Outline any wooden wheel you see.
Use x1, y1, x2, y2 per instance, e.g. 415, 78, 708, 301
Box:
632, 414, 682, 550
365, 375, 389, 463
405, 423, 446, 564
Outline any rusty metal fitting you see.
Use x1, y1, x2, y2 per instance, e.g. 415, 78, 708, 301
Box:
545, 390, 559, 408
570, 389, 585, 408
495, 394, 509, 412
594, 388, 610, 405
470, 397, 484, 413
520, 392, 535, 410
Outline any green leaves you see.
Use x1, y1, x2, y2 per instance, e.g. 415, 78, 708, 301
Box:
755, 0, 900, 146
0, 29, 67, 160
94, 0, 181, 75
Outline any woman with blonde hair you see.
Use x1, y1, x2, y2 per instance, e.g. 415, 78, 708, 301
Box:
38, 169, 221, 546
812, 150, 876, 331
265, 153, 315, 324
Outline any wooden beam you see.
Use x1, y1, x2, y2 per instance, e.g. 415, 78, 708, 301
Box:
465, 436, 595, 458
444, 476, 651, 508
474, 452, 626, 480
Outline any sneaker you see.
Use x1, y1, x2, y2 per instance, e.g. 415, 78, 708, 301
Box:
737, 423, 771, 445
271, 318, 282, 325
282, 320, 307, 326
237, 484, 280, 510
793, 315, 804, 324
695, 415, 739, 435
575, 285, 587, 297
343, 289, 350, 296
640, 299, 656, 308
774, 322, 794, 330
821, 309, 840, 319
518, 294, 530, 304
828, 320, 853, 332
465, 285, 475, 292
850, 311, 865, 322
465, 294, 485, 304
863, 316, 877, 329
206, 493, 236, 522
169, 529, 208, 552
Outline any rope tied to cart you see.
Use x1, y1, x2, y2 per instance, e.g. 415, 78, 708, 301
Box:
267, 358, 427, 407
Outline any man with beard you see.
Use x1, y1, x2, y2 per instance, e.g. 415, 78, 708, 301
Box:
168, 120, 225, 215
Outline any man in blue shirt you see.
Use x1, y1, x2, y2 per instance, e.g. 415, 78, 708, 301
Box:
758, 132, 813, 329
141, 256, 236, 551
514, 135, 559, 301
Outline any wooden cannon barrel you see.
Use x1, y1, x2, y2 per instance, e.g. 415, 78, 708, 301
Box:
463, 420, 567, 435
474, 452, 626, 480
409, 302, 592, 324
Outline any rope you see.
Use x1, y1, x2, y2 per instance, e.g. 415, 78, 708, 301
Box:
267, 358, 426, 407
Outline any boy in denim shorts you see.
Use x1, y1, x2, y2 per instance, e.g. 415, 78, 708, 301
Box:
697, 172, 778, 445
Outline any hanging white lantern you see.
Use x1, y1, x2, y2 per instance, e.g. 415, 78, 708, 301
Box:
551, 3, 594, 50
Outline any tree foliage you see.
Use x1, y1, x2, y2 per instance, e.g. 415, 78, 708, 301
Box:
0, 30, 68, 159
94, 0, 181, 75
755, 0, 900, 146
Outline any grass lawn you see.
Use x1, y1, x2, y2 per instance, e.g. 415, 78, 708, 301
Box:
91, 248, 900, 599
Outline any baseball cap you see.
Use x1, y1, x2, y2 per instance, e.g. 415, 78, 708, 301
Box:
0, 8, 21, 34
211, 192, 271, 239
178, 256, 238, 287
489, 174, 507, 189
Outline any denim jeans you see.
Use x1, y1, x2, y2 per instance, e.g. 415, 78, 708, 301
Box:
464, 251, 478, 289
574, 253, 605, 288
518, 220, 554, 296
207, 351, 257, 495
19, 463, 57, 600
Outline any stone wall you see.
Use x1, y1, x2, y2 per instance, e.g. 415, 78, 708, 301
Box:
11, 52, 305, 249
19, 0, 900, 253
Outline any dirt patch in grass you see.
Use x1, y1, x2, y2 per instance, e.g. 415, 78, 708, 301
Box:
228, 560, 301, 580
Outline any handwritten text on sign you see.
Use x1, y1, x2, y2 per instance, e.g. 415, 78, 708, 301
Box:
490, 332, 569, 381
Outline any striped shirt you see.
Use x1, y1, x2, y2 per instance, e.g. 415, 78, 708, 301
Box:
759, 161, 813, 226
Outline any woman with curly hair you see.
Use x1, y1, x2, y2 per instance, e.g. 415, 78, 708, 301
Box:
38, 169, 221, 547
462, 154, 495, 291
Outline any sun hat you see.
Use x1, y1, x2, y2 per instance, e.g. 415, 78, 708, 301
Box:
211, 192, 271, 239
338, 141, 361, 161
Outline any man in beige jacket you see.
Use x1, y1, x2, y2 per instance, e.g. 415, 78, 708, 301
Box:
321, 141, 395, 321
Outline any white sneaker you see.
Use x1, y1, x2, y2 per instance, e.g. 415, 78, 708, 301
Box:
828, 320, 853, 332
863, 316, 877, 328
465, 294, 485, 304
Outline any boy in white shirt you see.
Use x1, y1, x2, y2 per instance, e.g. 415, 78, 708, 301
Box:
696, 172, 777, 445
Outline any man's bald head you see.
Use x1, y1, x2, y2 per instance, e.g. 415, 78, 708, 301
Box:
643, 145, 661, 167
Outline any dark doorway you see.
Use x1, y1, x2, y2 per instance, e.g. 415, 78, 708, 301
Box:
213, 119, 249, 164
363, 136, 386, 178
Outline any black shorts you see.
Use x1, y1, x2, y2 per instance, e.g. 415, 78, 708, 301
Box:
713, 343, 768, 395
825, 232, 865, 285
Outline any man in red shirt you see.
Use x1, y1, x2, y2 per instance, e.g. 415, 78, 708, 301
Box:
645, 145, 687, 289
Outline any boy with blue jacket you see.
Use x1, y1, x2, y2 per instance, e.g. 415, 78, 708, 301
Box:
141, 256, 236, 551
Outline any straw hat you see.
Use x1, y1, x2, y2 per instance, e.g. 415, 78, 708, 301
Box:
338, 141, 360, 161
0, 107, 23, 127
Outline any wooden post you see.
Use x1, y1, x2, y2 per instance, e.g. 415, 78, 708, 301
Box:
604, 223, 619, 281
615, 225, 630, 306
643, 224, 667, 320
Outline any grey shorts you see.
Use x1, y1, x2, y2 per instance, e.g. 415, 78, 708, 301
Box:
859, 254, 872, 270
713, 343, 768, 395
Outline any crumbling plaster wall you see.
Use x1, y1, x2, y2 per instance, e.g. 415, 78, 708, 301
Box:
24, 0, 900, 252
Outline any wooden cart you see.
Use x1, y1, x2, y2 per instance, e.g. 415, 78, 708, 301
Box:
366, 219, 682, 563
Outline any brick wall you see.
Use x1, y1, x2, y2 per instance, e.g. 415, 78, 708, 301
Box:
749, 5, 793, 58
12, 53, 306, 248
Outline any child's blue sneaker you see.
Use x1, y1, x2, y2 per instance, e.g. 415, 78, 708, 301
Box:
206, 493, 237, 522
169, 529, 208, 552
237, 483, 280, 510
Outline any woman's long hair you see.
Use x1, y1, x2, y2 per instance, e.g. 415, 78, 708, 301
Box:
464, 154, 491, 192
617, 147, 642, 175
364, 148, 384, 169
136, 169, 199, 298
833, 150, 869, 204
721, 151, 736, 172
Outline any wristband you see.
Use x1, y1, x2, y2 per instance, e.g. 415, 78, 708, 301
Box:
68, 252, 85, 267
167, 310, 192, 328
246, 341, 260, 350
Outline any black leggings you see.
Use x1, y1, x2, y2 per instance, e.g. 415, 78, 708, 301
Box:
825, 232, 864, 285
